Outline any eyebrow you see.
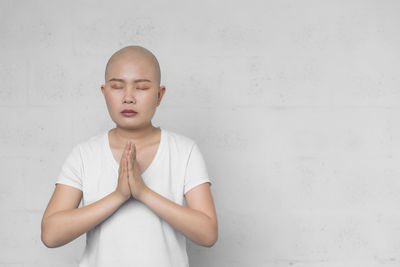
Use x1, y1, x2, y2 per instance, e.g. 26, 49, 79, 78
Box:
108, 78, 152, 83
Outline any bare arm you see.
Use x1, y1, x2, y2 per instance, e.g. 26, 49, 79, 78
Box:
138, 182, 218, 247
41, 184, 128, 248
125, 141, 218, 247
42, 142, 132, 248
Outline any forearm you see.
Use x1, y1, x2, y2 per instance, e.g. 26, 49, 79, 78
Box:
41, 191, 126, 248
138, 187, 217, 247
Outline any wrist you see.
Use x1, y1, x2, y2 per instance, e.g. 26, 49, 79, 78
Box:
113, 191, 130, 204
137, 186, 151, 202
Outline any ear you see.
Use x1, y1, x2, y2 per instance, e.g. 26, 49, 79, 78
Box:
156, 86, 166, 106
101, 84, 105, 95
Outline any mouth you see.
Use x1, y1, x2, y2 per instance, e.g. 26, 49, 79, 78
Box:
121, 109, 137, 113
121, 109, 138, 117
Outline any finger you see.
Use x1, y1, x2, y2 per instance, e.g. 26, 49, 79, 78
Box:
123, 144, 128, 168
120, 141, 129, 165
123, 145, 127, 165
127, 145, 132, 171
131, 143, 136, 161
126, 148, 133, 184
126, 154, 129, 174
122, 155, 126, 177
129, 143, 133, 161
118, 143, 128, 176
123, 142, 131, 174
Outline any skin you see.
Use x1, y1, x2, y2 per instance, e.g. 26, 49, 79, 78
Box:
41, 46, 218, 249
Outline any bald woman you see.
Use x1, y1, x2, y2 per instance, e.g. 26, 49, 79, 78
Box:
41, 46, 218, 267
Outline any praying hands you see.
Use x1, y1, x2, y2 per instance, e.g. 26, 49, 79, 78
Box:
115, 141, 148, 201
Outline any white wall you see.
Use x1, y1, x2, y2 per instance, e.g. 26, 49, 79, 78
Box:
1, 0, 399, 266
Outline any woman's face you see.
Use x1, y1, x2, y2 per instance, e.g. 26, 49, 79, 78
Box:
101, 57, 165, 129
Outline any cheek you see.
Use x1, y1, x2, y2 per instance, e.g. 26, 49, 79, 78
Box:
104, 94, 120, 109
142, 97, 157, 109
142, 92, 158, 105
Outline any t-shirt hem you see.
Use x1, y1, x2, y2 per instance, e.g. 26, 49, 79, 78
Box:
184, 179, 212, 195
55, 181, 83, 191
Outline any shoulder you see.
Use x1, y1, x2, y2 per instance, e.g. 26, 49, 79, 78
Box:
73, 130, 107, 156
162, 127, 197, 153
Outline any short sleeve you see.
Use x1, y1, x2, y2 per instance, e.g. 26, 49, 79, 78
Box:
55, 144, 83, 191
184, 142, 212, 195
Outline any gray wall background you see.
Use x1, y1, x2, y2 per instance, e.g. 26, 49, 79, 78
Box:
1, 0, 399, 266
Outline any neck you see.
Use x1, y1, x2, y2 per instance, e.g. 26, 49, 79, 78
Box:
111, 124, 159, 149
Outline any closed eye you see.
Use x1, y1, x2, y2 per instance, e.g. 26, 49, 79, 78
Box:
111, 83, 123, 89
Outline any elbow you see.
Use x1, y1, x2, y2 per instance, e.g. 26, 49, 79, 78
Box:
41, 232, 54, 248
204, 235, 218, 248
42, 229, 62, 248
41, 217, 58, 248
203, 219, 218, 248
204, 231, 218, 247
41, 229, 54, 248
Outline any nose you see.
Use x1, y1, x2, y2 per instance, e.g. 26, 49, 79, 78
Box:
123, 86, 136, 104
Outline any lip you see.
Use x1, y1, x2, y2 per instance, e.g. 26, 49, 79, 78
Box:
121, 109, 138, 117
121, 112, 137, 117
121, 109, 137, 113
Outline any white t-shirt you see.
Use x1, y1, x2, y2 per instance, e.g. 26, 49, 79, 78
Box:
55, 127, 212, 267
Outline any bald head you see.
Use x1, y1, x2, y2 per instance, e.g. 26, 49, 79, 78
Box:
104, 45, 161, 86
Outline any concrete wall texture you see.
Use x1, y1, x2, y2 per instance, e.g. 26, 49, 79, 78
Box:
1, 0, 399, 266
